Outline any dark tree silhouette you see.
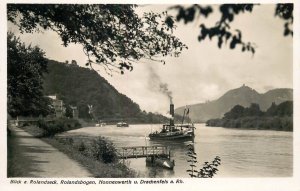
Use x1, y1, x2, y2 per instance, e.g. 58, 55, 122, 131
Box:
64, 104, 73, 118
207, 101, 293, 131
7, 32, 53, 117
244, 103, 264, 116
224, 104, 245, 119
7, 4, 187, 74
168, 3, 293, 54
8, 4, 292, 73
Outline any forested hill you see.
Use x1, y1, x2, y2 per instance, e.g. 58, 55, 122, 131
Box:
206, 101, 293, 131
175, 85, 293, 122
43, 60, 168, 123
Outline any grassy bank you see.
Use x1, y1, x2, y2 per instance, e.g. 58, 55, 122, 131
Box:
37, 118, 82, 137
22, 125, 137, 177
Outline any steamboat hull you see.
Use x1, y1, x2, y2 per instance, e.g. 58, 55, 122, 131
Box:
149, 133, 194, 140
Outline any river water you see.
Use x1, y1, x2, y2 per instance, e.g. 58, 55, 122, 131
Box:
61, 123, 293, 177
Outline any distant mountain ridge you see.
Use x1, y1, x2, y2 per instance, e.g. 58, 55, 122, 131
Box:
175, 85, 293, 122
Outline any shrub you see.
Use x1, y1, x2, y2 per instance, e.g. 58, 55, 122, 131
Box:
198, 156, 221, 178
186, 144, 221, 178
78, 141, 86, 152
37, 118, 82, 137
89, 138, 118, 163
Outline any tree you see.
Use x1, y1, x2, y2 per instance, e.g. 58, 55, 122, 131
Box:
7, 4, 187, 74
266, 102, 277, 116
168, 3, 293, 54
64, 104, 73, 118
7, 32, 52, 117
71, 60, 78, 66
8, 4, 293, 74
224, 104, 245, 119
274, 101, 293, 117
244, 103, 263, 116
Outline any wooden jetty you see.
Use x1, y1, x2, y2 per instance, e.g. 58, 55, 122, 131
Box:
116, 146, 175, 169
116, 146, 170, 159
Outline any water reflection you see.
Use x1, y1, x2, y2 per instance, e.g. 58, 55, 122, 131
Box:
61, 124, 293, 177
145, 165, 175, 178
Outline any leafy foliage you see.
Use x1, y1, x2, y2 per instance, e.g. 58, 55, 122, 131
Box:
198, 156, 221, 178
7, 4, 187, 74
169, 3, 293, 54
7, 32, 53, 117
186, 144, 198, 177
275, 4, 293, 36
59, 136, 118, 164
37, 118, 81, 137
64, 104, 73, 118
186, 144, 221, 178
89, 138, 118, 163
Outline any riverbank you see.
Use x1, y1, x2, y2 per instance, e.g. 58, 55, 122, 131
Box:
8, 125, 137, 177
7, 125, 92, 177
206, 116, 293, 131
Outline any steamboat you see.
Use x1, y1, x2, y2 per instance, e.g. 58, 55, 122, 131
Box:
149, 103, 195, 140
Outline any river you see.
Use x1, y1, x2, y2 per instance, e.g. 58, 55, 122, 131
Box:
60, 123, 293, 177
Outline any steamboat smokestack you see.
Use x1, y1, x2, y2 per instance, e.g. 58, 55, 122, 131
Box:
170, 103, 174, 126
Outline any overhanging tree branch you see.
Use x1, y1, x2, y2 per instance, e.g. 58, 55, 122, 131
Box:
8, 4, 188, 74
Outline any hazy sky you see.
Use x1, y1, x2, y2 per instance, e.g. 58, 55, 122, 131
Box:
8, 4, 293, 115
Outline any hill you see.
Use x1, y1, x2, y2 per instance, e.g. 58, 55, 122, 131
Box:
43, 60, 168, 123
175, 85, 293, 122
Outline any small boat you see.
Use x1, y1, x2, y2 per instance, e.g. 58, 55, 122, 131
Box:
116, 122, 129, 127
146, 156, 175, 170
95, 123, 106, 127
149, 103, 195, 140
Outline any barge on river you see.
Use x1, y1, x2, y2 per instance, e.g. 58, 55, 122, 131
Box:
149, 103, 195, 140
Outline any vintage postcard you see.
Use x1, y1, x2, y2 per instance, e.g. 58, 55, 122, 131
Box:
1, 0, 299, 191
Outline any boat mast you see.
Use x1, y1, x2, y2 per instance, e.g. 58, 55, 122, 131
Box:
181, 108, 186, 125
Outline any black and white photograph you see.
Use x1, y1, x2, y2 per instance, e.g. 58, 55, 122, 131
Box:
1, 0, 299, 191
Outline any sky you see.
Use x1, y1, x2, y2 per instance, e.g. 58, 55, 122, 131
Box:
8, 4, 293, 116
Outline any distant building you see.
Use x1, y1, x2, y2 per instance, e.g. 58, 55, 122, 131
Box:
48, 95, 65, 118
48, 95, 57, 100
